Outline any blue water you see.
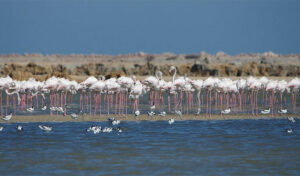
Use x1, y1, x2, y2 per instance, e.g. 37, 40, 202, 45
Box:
0, 119, 299, 175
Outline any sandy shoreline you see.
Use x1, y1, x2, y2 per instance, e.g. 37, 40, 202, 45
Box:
0, 114, 297, 123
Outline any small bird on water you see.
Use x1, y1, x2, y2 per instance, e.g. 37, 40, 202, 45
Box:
287, 129, 293, 134
168, 118, 175, 125
0, 126, 3, 132
288, 117, 295, 123
41, 105, 47, 111
38, 125, 52, 132
16, 125, 23, 132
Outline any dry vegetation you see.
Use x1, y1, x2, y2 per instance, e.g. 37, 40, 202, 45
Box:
0, 51, 299, 81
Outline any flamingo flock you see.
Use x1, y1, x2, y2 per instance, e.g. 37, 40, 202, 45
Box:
0, 66, 299, 117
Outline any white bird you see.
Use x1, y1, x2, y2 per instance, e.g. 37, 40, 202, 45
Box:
38, 125, 52, 132
288, 117, 296, 123
50, 106, 57, 111
261, 108, 270, 114
159, 111, 166, 117
107, 117, 115, 122
102, 127, 112, 133
287, 129, 293, 134
17, 125, 22, 131
117, 127, 122, 133
0, 126, 3, 132
175, 110, 182, 117
2, 113, 12, 121
70, 113, 78, 119
148, 111, 155, 117
134, 110, 140, 116
57, 107, 64, 113
168, 118, 175, 125
112, 120, 120, 125
26, 106, 34, 112
150, 104, 155, 111
278, 109, 287, 114
221, 108, 231, 114
41, 105, 47, 111
196, 108, 201, 115
86, 126, 101, 134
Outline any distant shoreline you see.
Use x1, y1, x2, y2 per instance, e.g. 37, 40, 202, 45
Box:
0, 114, 296, 123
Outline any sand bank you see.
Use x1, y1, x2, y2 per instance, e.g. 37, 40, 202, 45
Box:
0, 114, 297, 123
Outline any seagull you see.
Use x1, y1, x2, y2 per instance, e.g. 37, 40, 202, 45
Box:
278, 109, 288, 114
38, 125, 52, 132
287, 129, 293, 134
134, 110, 140, 117
117, 127, 123, 133
168, 118, 175, 125
41, 105, 47, 111
112, 119, 120, 125
0, 126, 3, 132
221, 108, 231, 114
148, 111, 155, 117
288, 117, 296, 123
16, 125, 23, 132
159, 111, 166, 117
102, 127, 112, 133
261, 108, 270, 114
27, 106, 34, 113
175, 110, 182, 117
2, 113, 12, 121
70, 113, 78, 119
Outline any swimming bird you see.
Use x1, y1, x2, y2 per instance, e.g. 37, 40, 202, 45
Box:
134, 110, 140, 117
16, 125, 22, 132
117, 127, 122, 133
288, 117, 296, 123
41, 105, 47, 111
26, 106, 34, 112
175, 110, 182, 117
86, 126, 101, 134
159, 111, 166, 117
2, 113, 12, 121
278, 109, 288, 114
221, 108, 231, 114
0, 126, 3, 132
102, 127, 112, 133
168, 118, 175, 125
38, 125, 52, 132
287, 129, 293, 134
112, 119, 120, 125
70, 113, 78, 119
261, 108, 270, 114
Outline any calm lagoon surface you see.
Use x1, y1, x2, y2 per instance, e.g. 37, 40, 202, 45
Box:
0, 119, 299, 175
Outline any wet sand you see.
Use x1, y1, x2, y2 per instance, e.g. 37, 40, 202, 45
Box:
0, 114, 297, 123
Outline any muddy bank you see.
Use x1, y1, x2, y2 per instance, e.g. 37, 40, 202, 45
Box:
0, 114, 296, 123
0, 52, 299, 81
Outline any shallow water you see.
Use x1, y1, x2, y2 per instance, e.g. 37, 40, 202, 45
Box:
0, 119, 299, 175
